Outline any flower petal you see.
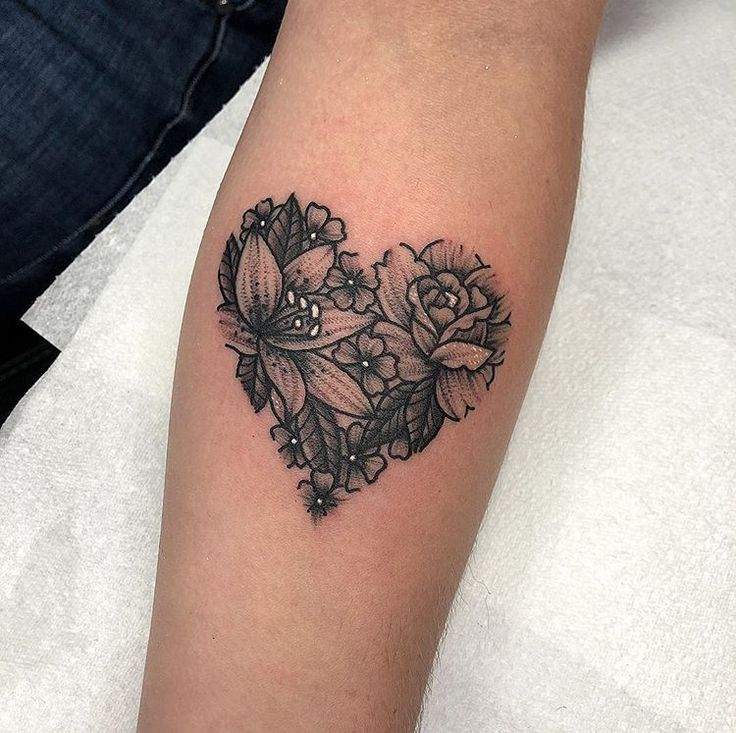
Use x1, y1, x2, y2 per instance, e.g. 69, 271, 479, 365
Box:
361, 453, 387, 483
305, 203, 329, 231
329, 287, 355, 310
260, 342, 306, 417
325, 267, 348, 289
419, 239, 481, 277
388, 437, 410, 460
484, 318, 511, 352
333, 340, 361, 365
371, 321, 434, 382
269, 297, 375, 351
464, 266, 497, 298
298, 351, 373, 417
312, 470, 335, 493
435, 272, 461, 291
320, 217, 346, 243
428, 306, 456, 330
345, 470, 365, 493
430, 341, 494, 370
435, 368, 485, 420
346, 422, 363, 449
469, 285, 488, 310
411, 319, 437, 356
452, 283, 470, 315
352, 286, 375, 313
407, 280, 439, 349
236, 228, 282, 324
362, 371, 384, 396
218, 304, 258, 355
291, 447, 308, 469
270, 425, 292, 446
439, 305, 493, 344
242, 211, 258, 230
255, 198, 273, 218
374, 245, 429, 329
373, 353, 397, 380
357, 332, 384, 358
282, 244, 334, 293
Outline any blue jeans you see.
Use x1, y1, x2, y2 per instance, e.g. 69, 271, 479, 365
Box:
0, 0, 286, 319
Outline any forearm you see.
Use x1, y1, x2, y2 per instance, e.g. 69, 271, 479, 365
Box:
138, 2, 605, 730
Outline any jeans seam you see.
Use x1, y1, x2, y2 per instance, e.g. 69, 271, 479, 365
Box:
0, 14, 230, 288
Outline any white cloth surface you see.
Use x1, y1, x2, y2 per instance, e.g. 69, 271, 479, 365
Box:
3, 1, 736, 731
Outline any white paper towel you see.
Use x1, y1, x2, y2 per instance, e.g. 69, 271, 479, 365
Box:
3, 1, 736, 731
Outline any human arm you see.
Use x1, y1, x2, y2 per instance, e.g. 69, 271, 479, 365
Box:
137, 2, 606, 730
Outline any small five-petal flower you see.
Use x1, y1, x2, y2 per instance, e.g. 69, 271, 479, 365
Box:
298, 471, 340, 517
326, 252, 378, 312
333, 332, 397, 395
304, 203, 346, 246
342, 423, 387, 492
270, 424, 307, 468
241, 198, 274, 236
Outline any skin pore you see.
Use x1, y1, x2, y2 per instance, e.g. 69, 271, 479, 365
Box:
137, 2, 606, 730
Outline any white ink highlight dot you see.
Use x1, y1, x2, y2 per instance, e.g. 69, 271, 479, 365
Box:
290, 437, 298, 445
294, 318, 302, 328
361, 360, 369, 368
310, 232, 317, 241
310, 303, 319, 318
299, 296, 308, 309
349, 454, 357, 462
287, 290, 295, 305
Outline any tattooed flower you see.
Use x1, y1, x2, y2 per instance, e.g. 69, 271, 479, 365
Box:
241, 198, 274, 235
219, 195, 511, 521
304, 203, 346, 246
333, 332, 397, 395
298, 470, 340, 517
219, 227, 375, 418
373, 241, 509, 420
325, 252, 378, 312
342, 423, 387, 492
270, 424, 306, 468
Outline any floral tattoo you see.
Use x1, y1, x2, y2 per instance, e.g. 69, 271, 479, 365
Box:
218, 194, 510, 519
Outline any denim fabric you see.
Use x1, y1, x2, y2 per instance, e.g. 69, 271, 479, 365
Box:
0, 0, 286, 319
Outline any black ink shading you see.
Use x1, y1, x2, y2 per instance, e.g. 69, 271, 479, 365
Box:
218, 194, 510, 519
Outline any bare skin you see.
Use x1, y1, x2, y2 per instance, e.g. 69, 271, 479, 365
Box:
138, 2, 606, 730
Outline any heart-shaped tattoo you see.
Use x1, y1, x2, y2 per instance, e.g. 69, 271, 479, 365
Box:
217, 194, 510, 519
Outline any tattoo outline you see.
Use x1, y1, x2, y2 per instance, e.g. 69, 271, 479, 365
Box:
218, 194, 510, 519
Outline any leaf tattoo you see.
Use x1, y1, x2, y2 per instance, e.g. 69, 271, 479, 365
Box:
218, 195, 510, 519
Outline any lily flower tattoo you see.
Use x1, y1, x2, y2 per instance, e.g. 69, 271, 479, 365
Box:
218, 194, 510, 519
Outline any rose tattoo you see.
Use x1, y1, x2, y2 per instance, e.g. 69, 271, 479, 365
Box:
218, 194, 510, 519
